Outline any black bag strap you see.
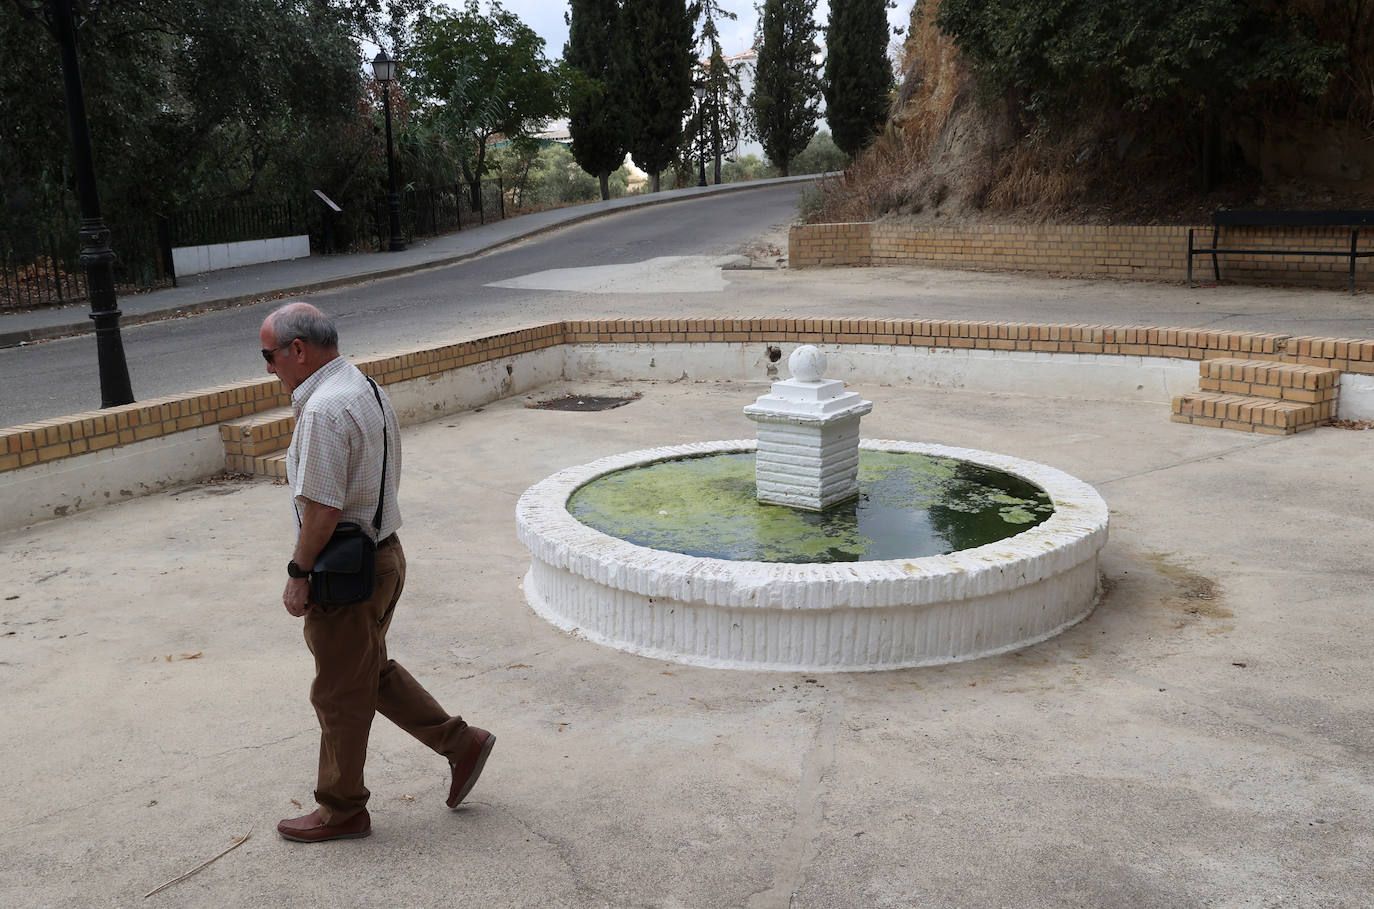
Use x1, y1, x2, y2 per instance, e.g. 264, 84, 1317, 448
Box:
366, 376, 387, 535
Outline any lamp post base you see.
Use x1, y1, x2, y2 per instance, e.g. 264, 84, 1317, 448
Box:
386, 193, 406, 252
78, 219, 134, 407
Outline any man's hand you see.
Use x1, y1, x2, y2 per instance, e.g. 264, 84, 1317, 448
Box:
284, 497, 341, 619
283, 576, 312, 617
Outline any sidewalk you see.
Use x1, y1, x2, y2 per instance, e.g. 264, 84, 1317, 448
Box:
3, 376, 1371, 907
0, 175, 821, 348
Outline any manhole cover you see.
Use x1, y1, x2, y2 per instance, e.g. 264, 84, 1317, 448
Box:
528, 392, 642, 412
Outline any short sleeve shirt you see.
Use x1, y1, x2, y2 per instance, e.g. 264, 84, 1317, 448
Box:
285, 357, 402, 541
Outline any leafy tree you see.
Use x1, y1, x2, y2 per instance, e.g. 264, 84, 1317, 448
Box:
542, 142, 629, 205
489, 137, 546, 210
2, 0, 369, 242
291, 0, 433, 53
824, 0, 894, 157
750, 0, 822, 176
398, 55, 503, 194
406, 0, 560, 208
623, 0, 695, 192
696, 0, 746, 184
565, 0, 628, 200
790, 130, 849, 175
721, 154, 776, 182
933, 0, 1343, 188
490, 140, 629, 208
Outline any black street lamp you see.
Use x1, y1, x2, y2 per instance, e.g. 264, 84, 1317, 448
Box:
371, 50, 406, 252
693, 82, 708, 188
27, 0, 135, 407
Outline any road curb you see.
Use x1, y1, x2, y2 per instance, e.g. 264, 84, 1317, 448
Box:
0, 175, 823, 349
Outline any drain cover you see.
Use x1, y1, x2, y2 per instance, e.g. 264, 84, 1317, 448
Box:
528, 392, 642, 412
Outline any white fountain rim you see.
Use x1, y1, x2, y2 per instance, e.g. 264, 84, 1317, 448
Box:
515, 439, 1109, 610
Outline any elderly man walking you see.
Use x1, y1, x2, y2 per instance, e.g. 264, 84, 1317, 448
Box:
261, 301, 494, 843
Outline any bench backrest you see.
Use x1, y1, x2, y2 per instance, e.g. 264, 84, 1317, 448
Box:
1212, 210, 1374, 227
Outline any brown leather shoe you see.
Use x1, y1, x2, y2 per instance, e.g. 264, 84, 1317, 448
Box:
277, 808, 371, 843
447, 727, 495, 808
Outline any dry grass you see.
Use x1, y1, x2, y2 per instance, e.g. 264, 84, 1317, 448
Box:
806, 2, 966, 224
983, 142, 1073, 214
889, 0, 963, 161
807, 132, 927, 224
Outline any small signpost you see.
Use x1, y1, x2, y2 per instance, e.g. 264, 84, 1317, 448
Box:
314, 190, 343, 254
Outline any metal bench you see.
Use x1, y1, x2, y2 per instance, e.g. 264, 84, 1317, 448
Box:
1187, 210, 1374, 293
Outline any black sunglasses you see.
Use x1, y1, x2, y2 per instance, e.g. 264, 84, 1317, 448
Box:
261, 338, 299, 363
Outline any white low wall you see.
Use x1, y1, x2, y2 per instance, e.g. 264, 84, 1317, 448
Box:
0, 348, 565, 533
172, 235, 310, 277
4, 337, 1363, 534
383, 347, 565, 425
566, 343, 1202, 404
0, 426, 226, 529
1339, 374, 1374, 421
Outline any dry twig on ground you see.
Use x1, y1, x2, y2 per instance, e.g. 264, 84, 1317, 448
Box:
143, 827, 252, 899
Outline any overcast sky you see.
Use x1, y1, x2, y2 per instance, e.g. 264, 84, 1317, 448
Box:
480, 1, 913, 59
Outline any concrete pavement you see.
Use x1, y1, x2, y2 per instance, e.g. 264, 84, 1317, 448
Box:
2, 373, 1372, 907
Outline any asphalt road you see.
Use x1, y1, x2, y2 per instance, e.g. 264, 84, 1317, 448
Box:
0, 183, 805, 427
8, 178, 1374, 428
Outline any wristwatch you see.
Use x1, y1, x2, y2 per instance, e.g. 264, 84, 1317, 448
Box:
287, 560, 310, 579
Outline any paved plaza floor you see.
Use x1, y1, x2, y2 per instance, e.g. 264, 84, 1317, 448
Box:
3, 368, 1371, 907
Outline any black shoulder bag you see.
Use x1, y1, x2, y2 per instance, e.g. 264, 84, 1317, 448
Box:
309, 377, 388, 607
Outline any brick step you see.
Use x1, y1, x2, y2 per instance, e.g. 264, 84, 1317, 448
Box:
1171, 391, 1332, 435
219, 406, 294, 458
226, 449, 288, 479
1198, 357, 1339, 403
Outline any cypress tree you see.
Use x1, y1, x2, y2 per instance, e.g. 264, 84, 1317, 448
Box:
565, 0, 627, 201
750, 0, 822, 177
824, 0, 892, 157
697, 0, 744, 184
623, 0, 695, 192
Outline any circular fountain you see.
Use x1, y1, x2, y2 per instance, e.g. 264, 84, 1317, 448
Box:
515, 348, 1108, 671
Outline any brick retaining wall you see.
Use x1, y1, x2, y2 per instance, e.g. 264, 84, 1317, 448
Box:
6, 318, 1371, 480
0, 323, 563, 475
789, 222, 1374, 288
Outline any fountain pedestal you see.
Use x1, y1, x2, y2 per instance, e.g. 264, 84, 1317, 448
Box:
743, 346, 872, 511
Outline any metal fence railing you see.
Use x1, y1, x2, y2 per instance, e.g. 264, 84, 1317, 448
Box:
1, 180, 510, 311
162, 200, 299, 248
0, 234, 86, 311
1, 201, 310, 308
377, 179, 506, 250
0, 217, 167, 312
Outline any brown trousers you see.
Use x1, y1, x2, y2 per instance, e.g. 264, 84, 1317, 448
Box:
302, 537, 468, 823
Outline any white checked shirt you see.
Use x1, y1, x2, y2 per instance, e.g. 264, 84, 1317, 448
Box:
286, 357, 402, 541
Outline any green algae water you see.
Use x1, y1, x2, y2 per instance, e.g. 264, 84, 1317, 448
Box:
567, 451, 1054, 563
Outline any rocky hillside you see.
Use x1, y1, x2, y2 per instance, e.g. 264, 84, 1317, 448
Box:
809, 2, 1374, 226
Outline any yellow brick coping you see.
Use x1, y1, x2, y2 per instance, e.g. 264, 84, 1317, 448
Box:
2, 317, 1371, 475
790, 222, 1373, 289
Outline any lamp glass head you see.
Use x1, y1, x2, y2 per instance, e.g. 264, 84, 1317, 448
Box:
371, 51, 396, 83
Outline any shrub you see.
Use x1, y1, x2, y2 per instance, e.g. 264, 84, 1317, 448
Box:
790, 131, 850, 175
721, 154, 778, 182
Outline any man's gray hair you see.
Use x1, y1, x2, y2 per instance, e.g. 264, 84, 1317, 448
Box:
268, 303, 338, 349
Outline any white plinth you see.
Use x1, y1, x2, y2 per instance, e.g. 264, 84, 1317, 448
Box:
749, 414, 864, 510
744, 366, 873, 511
516, 440, 1109, 672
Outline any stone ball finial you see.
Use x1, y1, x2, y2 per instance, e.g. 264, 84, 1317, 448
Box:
788, 345, 827, 382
